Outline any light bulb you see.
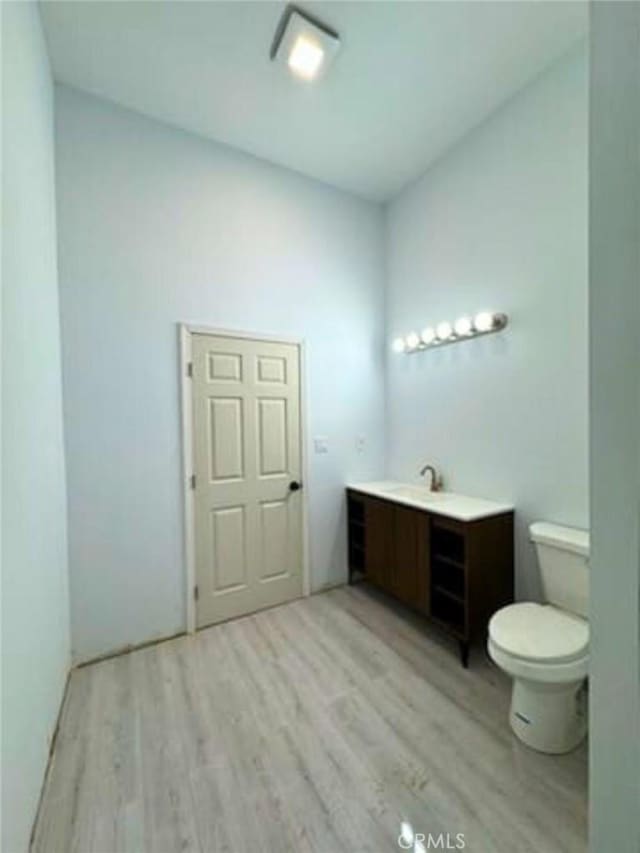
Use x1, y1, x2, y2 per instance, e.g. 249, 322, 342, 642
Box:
436, 321, 452, 341
420, 327, 436, 345
454, 316, 473, 336
392, 337, 406, 353
405, 332, 420, 350
474, 311, 494, 332
287, 36, 325, 80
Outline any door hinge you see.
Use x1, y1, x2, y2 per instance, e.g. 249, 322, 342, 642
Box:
190, 474, 196, 490
194, 585, 199, 601
186, 362, 193, 378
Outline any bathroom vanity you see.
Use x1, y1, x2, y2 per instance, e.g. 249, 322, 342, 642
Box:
346, 481, 514, 666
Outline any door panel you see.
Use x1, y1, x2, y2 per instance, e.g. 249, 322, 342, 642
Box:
192, 333, 303, 628
257, 356, 286, 384
210, 506, 247, 593
392, 506, 429, 611
209, 352, 243, 382
257, 398, 288, 476
364, 497, 392, 589
209, 397, 244, 482
259, 499, 289, 581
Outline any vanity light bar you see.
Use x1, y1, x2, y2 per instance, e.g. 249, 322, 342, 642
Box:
392, 312, 508, 354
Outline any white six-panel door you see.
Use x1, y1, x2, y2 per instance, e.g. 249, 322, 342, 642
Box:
191, 333, 303, 628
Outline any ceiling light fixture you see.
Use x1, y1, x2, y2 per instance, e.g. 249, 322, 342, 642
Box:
271, 5, 340, 82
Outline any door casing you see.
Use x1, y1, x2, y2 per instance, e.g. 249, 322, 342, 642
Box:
179, 323, 311, 633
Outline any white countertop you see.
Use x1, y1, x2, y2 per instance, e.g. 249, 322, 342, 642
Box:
346, 480, 513, 522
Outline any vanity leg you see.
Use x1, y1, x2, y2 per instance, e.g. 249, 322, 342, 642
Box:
459, 640, 470, 668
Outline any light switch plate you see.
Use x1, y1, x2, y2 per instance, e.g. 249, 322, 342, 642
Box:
356, 435, 366, 454
314, 436, 329, 454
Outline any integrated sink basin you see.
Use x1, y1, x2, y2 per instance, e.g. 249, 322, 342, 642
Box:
384, 484, 445, 503
346, 480, 514, 522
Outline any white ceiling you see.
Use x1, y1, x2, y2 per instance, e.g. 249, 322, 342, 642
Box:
40, 1, 588, 201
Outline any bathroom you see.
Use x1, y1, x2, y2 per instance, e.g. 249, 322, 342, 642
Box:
3, 2, 639, 852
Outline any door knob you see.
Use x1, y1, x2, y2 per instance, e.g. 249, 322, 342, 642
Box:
289, 481, 302, 492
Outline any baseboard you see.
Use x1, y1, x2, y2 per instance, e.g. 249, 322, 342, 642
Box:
75, 630, 186, 669
28, 667, 71, 852
75, 589, 347, 666
310, 580, 346, 595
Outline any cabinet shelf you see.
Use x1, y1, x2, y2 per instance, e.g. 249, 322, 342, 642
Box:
430, 613, 465, 639
432, 553, 466, 571
431, 526, 465, 566
432, 557, 465, 598
433, 584, 465, 605
431, 589, 466, 635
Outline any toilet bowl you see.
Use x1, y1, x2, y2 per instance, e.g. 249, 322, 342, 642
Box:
488, 522, 590, 754
488, 602, 588, 753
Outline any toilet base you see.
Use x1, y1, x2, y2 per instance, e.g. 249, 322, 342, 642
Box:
509, 677, 588, 754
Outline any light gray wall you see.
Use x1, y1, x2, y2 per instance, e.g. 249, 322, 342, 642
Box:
1, 4, 70, 852
385, 45, 588, 600
589, 3, 640, 850
55, 86, 386, 663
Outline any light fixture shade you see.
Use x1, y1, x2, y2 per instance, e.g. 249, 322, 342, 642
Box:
271, 7, 340, 81
474, 311, 494, 332
392, 337, 406, 353
436, 321, 453, 341
421, 327, 436, 344
454, 316, 473, 336
405, 332, 420, 350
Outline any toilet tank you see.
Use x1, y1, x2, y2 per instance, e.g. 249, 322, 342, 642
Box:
529, 522, 590, 618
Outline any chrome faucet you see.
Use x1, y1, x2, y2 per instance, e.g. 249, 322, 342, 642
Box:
419, 464, 443, 492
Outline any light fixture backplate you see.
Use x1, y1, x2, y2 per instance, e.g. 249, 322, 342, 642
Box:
270, 5, 340, 80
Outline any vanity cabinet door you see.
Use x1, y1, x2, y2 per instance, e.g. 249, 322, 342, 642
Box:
392, 506, 429, 612
364, 497, 393, 590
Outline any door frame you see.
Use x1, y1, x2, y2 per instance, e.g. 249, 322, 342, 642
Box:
178, 323, 311, 634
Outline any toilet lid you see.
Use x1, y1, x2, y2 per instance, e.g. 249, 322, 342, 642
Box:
489, 603, 589, 663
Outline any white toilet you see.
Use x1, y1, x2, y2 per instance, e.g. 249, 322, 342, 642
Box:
488, 521, 589, 754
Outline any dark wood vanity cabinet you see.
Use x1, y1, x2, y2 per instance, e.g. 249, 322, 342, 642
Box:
347, 489, 514, 666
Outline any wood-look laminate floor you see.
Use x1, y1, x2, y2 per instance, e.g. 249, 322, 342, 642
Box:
32, 585, 587, 853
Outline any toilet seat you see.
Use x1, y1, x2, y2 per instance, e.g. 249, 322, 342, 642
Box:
489, 602, 589, 664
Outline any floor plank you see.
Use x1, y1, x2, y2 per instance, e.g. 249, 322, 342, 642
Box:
32, 585, 587, 853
